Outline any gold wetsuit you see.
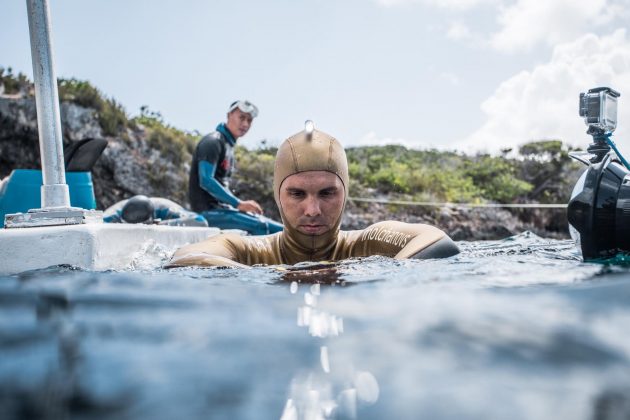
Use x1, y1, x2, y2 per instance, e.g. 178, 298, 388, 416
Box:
169, 123, 458, 268
169, 221, 448, 268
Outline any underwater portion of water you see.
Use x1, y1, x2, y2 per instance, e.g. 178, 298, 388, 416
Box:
2, 232, 630, 420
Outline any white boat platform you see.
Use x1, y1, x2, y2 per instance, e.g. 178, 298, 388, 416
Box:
0, 223, 221, 275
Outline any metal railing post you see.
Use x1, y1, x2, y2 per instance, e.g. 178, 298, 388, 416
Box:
4, 0, 103, 227
26, 0, 70, 208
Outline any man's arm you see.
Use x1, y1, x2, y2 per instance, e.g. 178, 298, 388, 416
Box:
103, 211, 123, 223
198, 161, 241, 207
394, 223, 459, 259
102, 200, 126, 223
198, 161, 263, 214
406, 235, 459, 259
158, 215, 209, 227
149, 199, 209, 227
165, 233, 249, 268
349, 221, 459, 260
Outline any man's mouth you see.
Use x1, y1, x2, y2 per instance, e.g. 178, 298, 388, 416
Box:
300, 224, 325, 234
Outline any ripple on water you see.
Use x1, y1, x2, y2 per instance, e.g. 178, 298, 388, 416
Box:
1, 233, 630, 419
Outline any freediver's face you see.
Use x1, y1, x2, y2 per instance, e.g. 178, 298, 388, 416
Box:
226, 108, 253, 139
279, 171, 345, 236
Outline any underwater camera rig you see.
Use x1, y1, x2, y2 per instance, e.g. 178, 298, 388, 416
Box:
567, 87, 630, 261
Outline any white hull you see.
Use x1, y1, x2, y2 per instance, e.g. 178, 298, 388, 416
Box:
0, 224, 221, 275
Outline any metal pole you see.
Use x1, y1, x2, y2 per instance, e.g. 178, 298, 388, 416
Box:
26, 0, 70, 208
5, 0, 102, 227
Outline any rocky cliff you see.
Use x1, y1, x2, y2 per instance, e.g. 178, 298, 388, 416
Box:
0, 72, 576, 240
0, 93, 191, 209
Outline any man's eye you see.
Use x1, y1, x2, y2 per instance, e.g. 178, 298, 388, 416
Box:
289, 191, 304, 198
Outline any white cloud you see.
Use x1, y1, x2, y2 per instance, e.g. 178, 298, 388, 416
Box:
490, 0, 619, 52
375, 0, 496, 11
446, 21, 472, 40
377, 0, 630, 53
459, 29, 630, 153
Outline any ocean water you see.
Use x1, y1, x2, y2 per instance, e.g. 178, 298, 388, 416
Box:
1, 231, 630, 420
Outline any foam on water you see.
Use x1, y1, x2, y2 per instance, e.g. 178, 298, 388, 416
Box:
1, 232, 630, 419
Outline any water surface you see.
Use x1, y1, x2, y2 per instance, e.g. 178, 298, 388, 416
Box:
1, 232, 630, 420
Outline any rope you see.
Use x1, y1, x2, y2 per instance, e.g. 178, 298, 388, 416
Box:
348, 197, 567, 209
605, 134, 630, 170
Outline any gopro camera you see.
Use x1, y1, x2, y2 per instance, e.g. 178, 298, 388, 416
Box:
579, 87, 620, 134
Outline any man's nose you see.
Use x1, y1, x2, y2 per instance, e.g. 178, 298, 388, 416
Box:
303, 196, 321, 217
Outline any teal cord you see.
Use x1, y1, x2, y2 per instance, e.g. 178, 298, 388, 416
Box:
605, 134, 630, 170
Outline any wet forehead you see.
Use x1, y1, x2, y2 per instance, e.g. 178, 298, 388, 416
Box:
281, 170, 342, 191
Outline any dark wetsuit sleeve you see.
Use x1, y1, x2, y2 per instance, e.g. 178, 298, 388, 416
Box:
343, 221, 458, 260
103, 210, 123, 223
158, 214, 208, 227
103, 200, 126, 223
199, 161, 240, 207
195, 138, 240, 207
154, 206, 208, 227
409, 235, 459, 259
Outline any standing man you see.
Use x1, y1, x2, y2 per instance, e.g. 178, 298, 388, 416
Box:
189, 100, 283, 235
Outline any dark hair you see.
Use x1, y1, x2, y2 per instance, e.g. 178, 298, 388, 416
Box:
121, 195, 154, 224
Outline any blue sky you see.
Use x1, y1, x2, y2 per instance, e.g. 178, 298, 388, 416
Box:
2, 0, 630, 153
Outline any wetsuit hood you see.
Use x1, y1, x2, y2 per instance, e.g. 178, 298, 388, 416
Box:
273, 124, 349, 262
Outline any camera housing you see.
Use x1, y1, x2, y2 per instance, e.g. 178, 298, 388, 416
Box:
567, 154, 630, 260
569, 86, 629, 261
579, 87, 620, 134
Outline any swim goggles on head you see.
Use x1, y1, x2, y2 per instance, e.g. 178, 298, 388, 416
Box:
228, 100, 259, 118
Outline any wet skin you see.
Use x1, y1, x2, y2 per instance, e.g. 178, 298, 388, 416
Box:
279, 171, 345, 236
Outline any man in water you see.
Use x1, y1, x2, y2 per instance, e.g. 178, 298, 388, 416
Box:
170, 122, 459, 268
104, 195, 208, 227
189, 100, 283, 235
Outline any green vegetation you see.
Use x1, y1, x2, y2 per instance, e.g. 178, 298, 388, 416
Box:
57, 78, 128, 136
2, 70, 129, 137
515, 139, 581, 202
57, 81, 199, 165
234, 142, 581, 206
345, 145, 535, 203
231, 145, 278, 214
2, 66, 581, 206
131, 106, 199, 166
0, 67, 30, 95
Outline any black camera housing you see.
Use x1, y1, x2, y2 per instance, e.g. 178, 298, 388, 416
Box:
568, 153, 630, 260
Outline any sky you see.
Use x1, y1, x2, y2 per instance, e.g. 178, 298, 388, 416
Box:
2, 0, 630, 154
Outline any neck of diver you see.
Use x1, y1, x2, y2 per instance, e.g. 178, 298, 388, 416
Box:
279, 224, 340, 265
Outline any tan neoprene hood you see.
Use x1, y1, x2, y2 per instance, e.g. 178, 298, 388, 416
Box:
273, 123, 349, 260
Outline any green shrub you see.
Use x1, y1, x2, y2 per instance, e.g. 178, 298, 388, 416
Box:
58, 78, 128, 136
133, 107, 198, 166
462, 155, 533, 202
0, 67, 30, 95
516, 140, 582, 202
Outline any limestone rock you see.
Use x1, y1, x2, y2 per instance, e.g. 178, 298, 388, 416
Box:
0, 94, 190, 210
